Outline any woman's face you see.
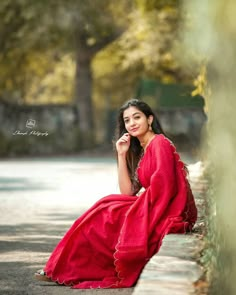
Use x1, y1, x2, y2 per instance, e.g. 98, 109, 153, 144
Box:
123, 106, 152, 137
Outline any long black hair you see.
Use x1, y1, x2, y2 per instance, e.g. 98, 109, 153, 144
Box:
114, 98, 166, 194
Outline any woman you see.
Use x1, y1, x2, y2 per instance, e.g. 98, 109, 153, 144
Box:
34, 98, 197, 289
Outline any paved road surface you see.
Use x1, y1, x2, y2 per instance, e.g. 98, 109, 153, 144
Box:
0, 156, 133, 295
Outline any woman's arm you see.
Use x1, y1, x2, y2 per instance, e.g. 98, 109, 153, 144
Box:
116, 133, 133, 195
117, 153, 133, 195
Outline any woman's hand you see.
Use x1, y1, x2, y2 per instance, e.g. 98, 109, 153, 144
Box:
116, 133, 133, 195
116, 133, 131, 155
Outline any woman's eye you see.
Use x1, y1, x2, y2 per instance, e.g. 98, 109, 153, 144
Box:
134, 116, 140, 120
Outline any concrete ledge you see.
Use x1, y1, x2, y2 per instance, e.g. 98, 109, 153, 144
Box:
133, 234, 204, 295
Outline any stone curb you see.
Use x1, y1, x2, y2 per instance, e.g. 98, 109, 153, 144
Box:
133, 162, 206, 295
133, 234, 204, 295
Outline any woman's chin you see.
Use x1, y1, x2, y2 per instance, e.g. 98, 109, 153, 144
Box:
130, 132, 142, 138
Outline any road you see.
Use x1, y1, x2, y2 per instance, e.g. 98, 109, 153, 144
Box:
0, 156, 133, 295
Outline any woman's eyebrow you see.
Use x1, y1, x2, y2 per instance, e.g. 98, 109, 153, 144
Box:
123, 112, 141, 119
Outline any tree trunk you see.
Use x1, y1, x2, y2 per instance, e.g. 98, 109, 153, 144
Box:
73, 26, 122, 150
74, 48, 94, 149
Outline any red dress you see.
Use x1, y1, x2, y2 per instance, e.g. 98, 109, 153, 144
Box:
43, 134, 197, 288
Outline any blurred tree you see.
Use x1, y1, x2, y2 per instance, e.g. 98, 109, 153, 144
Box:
0, 0, 65, 101
182, 1, 236, 294
0, 0, 201, 149
0, 0, 133, 147
92, 0, 202, 145
93, 0, 199, 111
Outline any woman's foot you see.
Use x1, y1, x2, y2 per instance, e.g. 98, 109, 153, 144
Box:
34, 270, 52, 282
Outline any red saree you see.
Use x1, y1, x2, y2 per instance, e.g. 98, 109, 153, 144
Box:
43, 134, 197, 288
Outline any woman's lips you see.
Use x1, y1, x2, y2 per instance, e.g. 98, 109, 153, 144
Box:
130, 128, 139, 132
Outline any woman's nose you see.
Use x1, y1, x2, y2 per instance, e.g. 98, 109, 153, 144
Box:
130, 118, 135, 126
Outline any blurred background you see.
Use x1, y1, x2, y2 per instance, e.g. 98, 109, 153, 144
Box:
1, 1, 236, 294
0, 0, 206, 158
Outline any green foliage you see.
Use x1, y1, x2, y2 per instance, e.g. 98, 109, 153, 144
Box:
0, 0, 131, 104
93, 1, 197, 112
182, 1, 236, 294
116, 7, 181, 81
135, 0, 180, 12
0, 0, 67, 103
199, 169, 217, 284
0, 0, 199, 106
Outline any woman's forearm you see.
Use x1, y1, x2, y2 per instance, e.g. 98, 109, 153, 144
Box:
117, 154, 133, 195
